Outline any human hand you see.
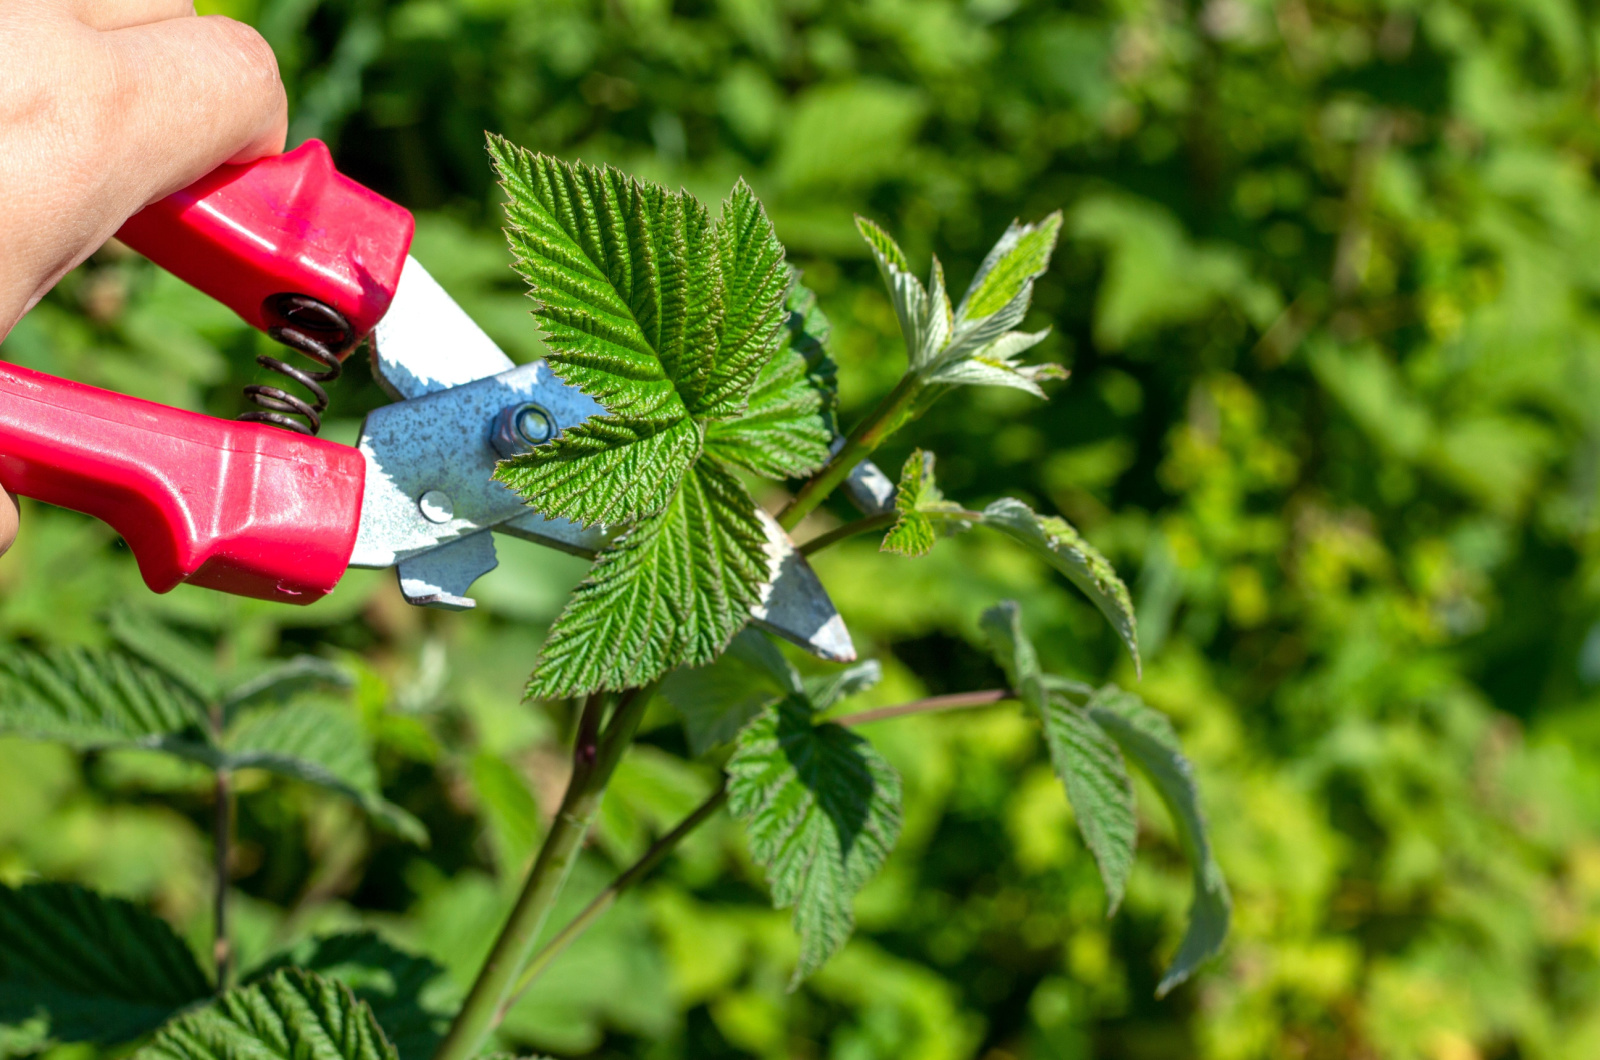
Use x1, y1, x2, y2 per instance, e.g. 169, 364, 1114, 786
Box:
0, 0, 288, 337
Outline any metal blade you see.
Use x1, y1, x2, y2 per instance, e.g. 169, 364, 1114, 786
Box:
371, 256, 516, 399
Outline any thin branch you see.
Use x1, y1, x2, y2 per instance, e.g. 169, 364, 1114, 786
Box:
799, 511, 898, 556
496, 782, 730, 1023
831, 689, 1011, 727
778, 374, 921, 531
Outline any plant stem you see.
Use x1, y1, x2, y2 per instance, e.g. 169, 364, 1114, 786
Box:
832, 688, 1011, 727
495, 782, 730, 1023
431, 683, 657, 1060
480, 688, 1016, 1006
212, 766, 232, 991
800, 511, 899, 556
778, 374, 922, 532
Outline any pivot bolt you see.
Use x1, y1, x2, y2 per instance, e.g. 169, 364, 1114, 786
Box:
491, 402, 557, 458
418, 490, 454, 524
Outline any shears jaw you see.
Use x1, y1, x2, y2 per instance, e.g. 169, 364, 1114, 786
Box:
353, 258, 855, 658
751, 510, 856, 662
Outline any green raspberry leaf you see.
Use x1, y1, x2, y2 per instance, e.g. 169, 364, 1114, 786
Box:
980, 498, 1140, 674
137, 969, 396, 1060
223, 703, 428, 846
661, 628, 801, 755
490, 137, 787, 526
1087, 687, 1231, 996
981, 602, 1135, 915
246, 933, 450, 1060
728, 696, 903, 986
881, 449, 972, 557
707, 179, 789, 418
529, 458, 773, 697
857, 213, 1065, 401
705, 269, 837, 480
0, 882, 211, 1048
0, 644, 210, 752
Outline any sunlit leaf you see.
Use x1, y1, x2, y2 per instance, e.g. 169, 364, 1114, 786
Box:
490, 138, 788, 527
137, 969, 396, 1060
980, 498, 1139, 674
881, 449, 972, 557
704, 270, 836, 479
247, 934, 449, 1060
528, 459, 772, 698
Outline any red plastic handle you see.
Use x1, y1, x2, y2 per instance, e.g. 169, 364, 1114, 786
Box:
0, 362, 364, 604
115, 140, 414, 344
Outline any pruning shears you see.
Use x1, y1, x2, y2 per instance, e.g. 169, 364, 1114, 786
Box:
0, 140, 854, 662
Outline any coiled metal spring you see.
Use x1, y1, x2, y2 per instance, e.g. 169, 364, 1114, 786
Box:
240, 295, 356, 436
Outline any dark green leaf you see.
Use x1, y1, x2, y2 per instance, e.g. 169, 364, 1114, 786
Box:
0, 882, 210, 1046
246, 934, 448, 1060
137, 969, 396, 1060
661, 628, 799, 754
982, 602, 1135, 913
224, 703, 427, 845
980, 499, 1140, 674
727, 697, 903, 985
1087, 687, 1231, 995
0, 644, 209, 751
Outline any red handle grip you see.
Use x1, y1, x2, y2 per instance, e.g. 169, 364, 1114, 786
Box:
115, 140, 414, 345
0, 362, 364, 604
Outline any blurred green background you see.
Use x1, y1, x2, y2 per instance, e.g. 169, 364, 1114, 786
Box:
6, 0, 1600, 1056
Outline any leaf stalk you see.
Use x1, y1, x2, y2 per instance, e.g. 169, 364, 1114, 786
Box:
778, 373, 922, 531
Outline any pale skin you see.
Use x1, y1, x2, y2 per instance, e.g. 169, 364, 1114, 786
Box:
0, 0, 287, 556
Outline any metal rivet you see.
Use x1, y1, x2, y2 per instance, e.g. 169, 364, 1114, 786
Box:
418, 490, 454, 523
491, 402, 556, 457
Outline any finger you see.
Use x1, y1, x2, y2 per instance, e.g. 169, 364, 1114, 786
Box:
104, 14, 287, 206
0, 491, 17, 559
66, 0, 197, 32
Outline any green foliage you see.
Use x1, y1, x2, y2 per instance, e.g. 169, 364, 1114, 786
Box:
138, 969, 395, 1060
726, 689, 902, 985
701, 271, 836, 480
857, 214, 1067, 399
0, 642, 422, 843
1083, 689, 1231, 998
982, 603, 1135, 915
0, 644, 207, 750
880, 449, 969, 558
225, 703, 426, 845
247, 934, 450, 1060
491, 140, 836, 697
0, 883, 210, 1047
885, 452, 1140, 671
17, 0, 1600, 1051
